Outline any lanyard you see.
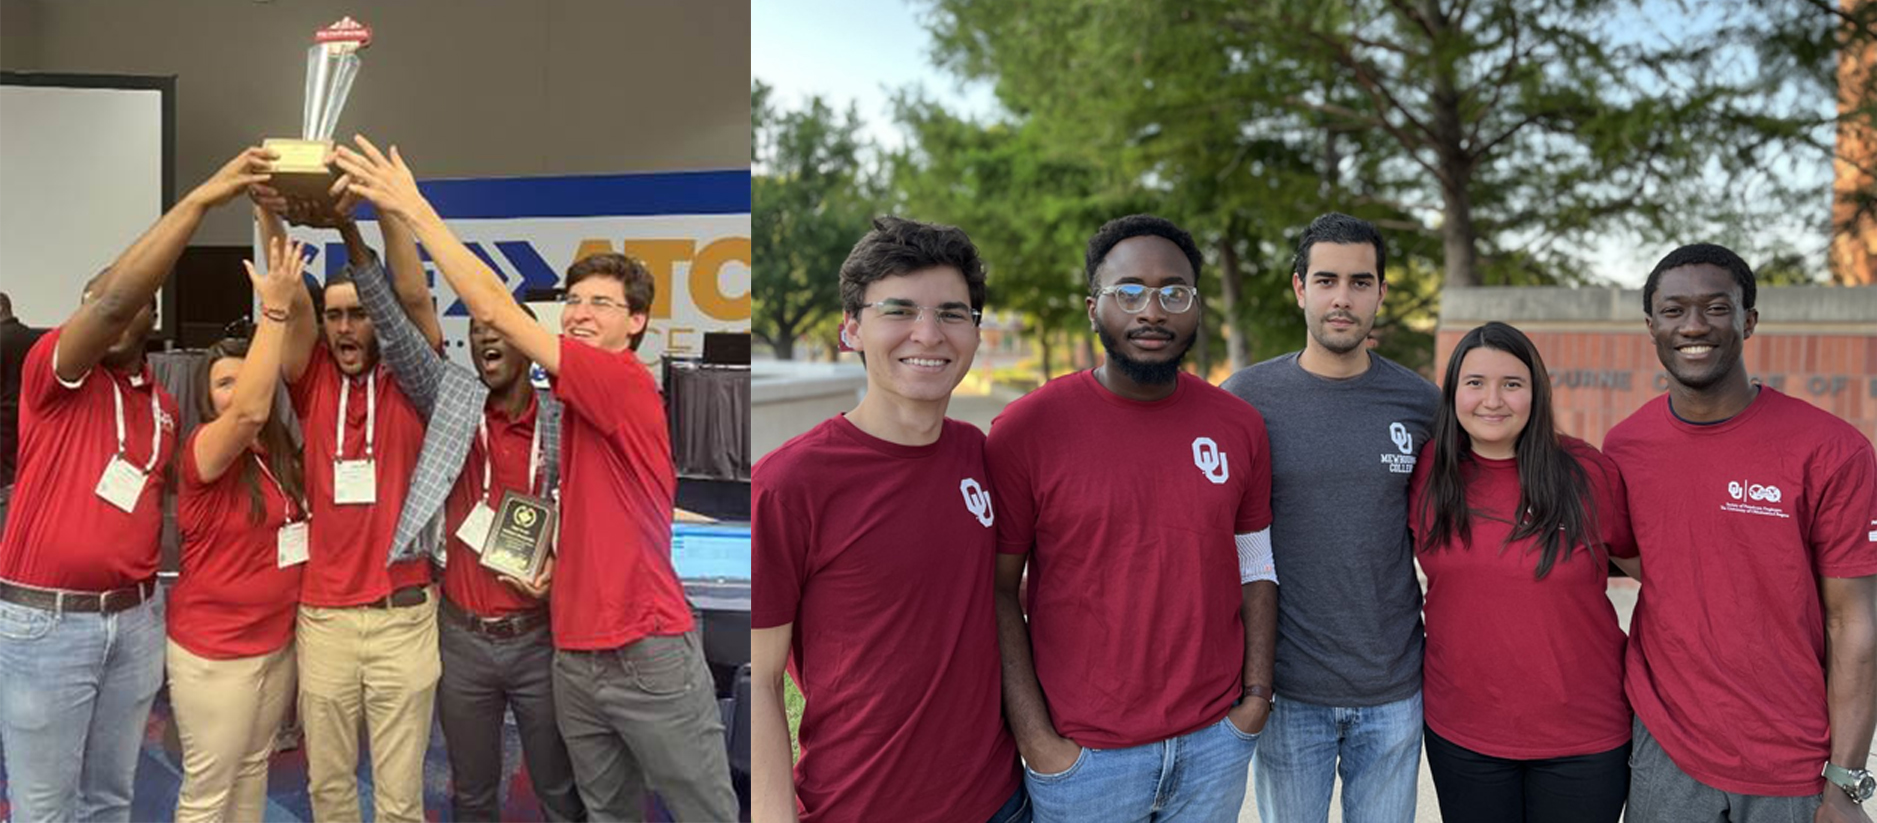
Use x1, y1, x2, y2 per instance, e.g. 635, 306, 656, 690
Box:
476, 408, 542, 504
254, 453, 304, 523
110, 376, 161, 474
335, 369, 377, 460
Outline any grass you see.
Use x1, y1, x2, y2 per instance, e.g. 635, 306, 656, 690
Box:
785, 675, 805, 762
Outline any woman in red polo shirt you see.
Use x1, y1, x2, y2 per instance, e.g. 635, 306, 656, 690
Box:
167, 231, 309, 823
1409, 322, 1639, 823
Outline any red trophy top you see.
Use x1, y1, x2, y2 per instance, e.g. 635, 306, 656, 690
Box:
314, 16, 372, 47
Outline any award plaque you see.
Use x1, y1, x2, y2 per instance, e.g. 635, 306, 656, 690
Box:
478, 490, 556, 582
265, 16, 371, 206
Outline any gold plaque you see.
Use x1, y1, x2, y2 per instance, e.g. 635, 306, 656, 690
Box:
478, 490, 556, 582
263, 138, 338, 202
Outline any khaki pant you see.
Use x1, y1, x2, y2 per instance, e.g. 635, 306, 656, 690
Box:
296, 591, 440, 823
167, 639, 297, 823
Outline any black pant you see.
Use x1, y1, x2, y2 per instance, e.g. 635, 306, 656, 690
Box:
437, 613, 587, 822
1425, 724, 1629, 823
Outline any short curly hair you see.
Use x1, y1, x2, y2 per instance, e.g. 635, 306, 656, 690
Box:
838, 216, 987, 321
1642, 243, 1756, 316
565, 252, 656, 350
1084, 214, 1203, 291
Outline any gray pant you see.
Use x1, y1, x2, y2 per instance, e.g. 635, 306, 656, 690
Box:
552, 631, 737, 822
438, 615, 586, 822
1627, 716, 1829, 823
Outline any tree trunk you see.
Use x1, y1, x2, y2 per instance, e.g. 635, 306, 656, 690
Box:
1424, 0, 1481, 289
1036, 330, 1054, 386
1218, 234, 1248, 372
772, 329, 797, 360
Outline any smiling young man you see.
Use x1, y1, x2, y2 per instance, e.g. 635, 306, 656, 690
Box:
986, 214, 1276, 822
332, 136, 735, 821
752, 216, 1026, 823
1604, 243, 1877, 823
1219, 212, 1438, 823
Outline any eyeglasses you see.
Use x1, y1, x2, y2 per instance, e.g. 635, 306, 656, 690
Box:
561, 294, 636, 313
1093, 284, 1199, 314
863, 300, 982, 327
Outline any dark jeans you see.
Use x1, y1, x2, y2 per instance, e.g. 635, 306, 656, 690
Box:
987, 784, 1032, 823
1425, 724, 1629, 823
552, 630, 737, 822
437, 615, 586, 822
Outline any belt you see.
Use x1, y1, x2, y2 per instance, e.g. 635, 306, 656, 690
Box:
0, 577, 158, 614
439, 595, 548, 639
348, 584, 430, 610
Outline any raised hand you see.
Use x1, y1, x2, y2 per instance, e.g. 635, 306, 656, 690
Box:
246, 234, 306, 315
331, 135, 433, 227
190, 147, 276, 208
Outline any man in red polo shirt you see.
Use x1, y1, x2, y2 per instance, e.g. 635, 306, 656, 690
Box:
272, 198, 437, 823
0, 148, 270, 823
334, 137, 736, 820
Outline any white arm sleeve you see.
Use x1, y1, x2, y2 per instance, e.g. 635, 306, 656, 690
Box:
1236, 528, 1276, 585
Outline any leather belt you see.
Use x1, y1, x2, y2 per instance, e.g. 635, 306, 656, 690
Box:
348, 584, 430, 610
440, 595, 547, 639
0, 577, 158, 614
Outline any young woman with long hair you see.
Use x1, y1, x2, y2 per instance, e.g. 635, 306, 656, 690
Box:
166, 226, 309, 822
1409, 321, 1641, 823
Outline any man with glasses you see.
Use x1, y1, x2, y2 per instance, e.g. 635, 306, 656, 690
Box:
985, 214, 1276, 821
1220, 212, 1438, 823
753, 216, 1027, 823
331, 137, 736, 820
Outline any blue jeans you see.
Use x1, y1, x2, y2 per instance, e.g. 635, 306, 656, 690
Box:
0, 590, 167, 822
1252, 690, 1422, 823
1025, 714, 1259, 822
986, 783, 1033, 823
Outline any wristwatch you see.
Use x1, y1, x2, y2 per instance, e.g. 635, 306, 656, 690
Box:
1822, 762, 1876, 803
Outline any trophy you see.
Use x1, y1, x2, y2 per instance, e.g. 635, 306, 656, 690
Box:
478, 490, 557, 582
264, 17, 371, 207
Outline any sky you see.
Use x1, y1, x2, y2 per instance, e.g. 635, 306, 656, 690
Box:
753, 0, 1840, 288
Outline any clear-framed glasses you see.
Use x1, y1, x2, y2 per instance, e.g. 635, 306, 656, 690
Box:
864, 299, 982, 327
561, 294, 635, 313
1093, 283, 1199, 314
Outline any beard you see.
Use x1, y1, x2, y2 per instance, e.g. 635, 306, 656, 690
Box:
1096, 323, 1196, 385
1307, 310, 1370, 355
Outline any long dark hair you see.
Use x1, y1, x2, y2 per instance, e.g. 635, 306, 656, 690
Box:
1417, 322, 1596, 579
193, 337, 306, 523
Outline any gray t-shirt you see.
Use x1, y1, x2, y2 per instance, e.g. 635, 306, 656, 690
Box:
1220, 351, 1438, 707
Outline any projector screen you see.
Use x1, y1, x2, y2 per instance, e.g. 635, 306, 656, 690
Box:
0, 73, 172, 332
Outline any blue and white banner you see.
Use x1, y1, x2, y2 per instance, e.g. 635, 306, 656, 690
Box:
258, 169, 751, 376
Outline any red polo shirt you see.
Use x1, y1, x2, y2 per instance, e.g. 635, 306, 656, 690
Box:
547, 338, 688, 650
171, 432, 304, 658
442, 394, 547, 618
290, 344, 430, 607
0, 328, 178, 591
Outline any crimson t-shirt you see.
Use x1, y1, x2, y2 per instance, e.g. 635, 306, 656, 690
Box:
547, 338, 688, 650
753, 416, 1020, 823
442, 395, 547, 617
1409, 437, 1636, 759
1606, 388, 1877, 795
986, 370, 1274, 748
290, 344, 431, 607
0, 328, 178, 590
171, 432, 304, 658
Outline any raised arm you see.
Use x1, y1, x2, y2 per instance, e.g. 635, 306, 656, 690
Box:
752, 623, 798, 823
333, 216, 447, 416
380, 212, 442, 350
245, 194, 321, 384
193, 234, 306, 482
58, 148, 273, 382
332, 137, 561, 374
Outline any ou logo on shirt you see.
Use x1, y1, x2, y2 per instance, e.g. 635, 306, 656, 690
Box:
1389, 422, 1413, 454
1192, 437, 1229, 484
959, 478, 994, 527
1728, 479, 1782, 503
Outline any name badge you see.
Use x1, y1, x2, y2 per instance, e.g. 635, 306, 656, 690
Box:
454, 502, 497, 554
332, 459, 377, 505
277, 521, 310, 568
95, 455, 147, 513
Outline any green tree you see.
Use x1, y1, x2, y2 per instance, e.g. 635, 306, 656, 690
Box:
752, 80, 881, 360
920, 0, 1871, 290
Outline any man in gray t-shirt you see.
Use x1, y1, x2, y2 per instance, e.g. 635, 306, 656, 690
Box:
1219, 212, 1437, 823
